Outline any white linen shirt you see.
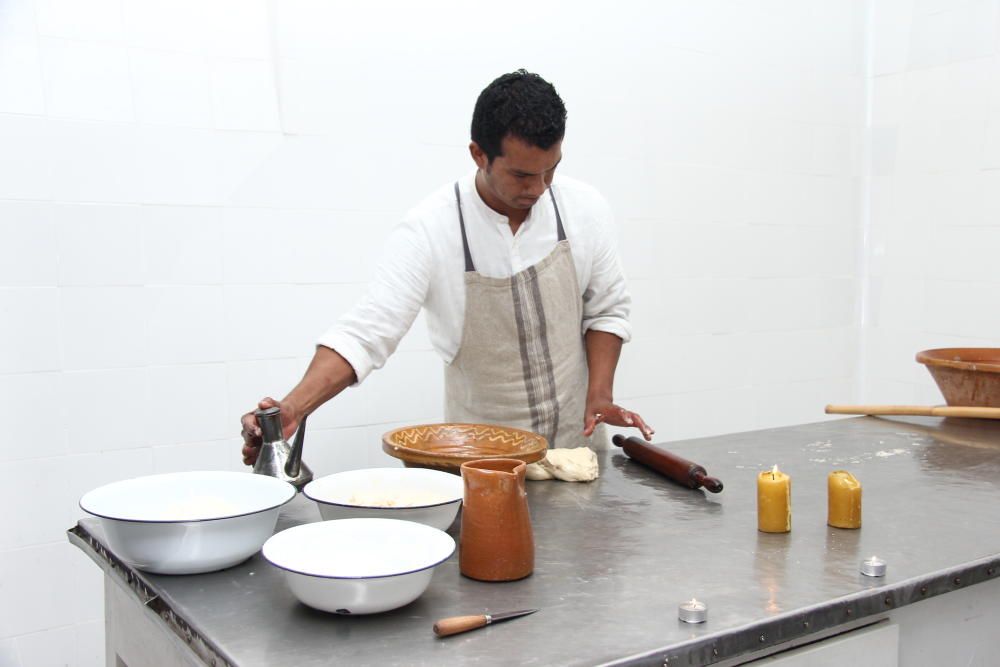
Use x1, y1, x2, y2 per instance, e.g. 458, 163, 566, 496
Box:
317, 171, 632, 384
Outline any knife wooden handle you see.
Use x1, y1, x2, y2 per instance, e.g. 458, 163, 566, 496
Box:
433, 615, 489, 637
825, 404, 1000, 420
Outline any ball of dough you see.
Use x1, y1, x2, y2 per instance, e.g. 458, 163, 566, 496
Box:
525, 461, 554, 480
525, 447, 599, 482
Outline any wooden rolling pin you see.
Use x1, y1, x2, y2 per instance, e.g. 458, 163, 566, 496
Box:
825, 405, 1000, 420
612, 435, 723, 493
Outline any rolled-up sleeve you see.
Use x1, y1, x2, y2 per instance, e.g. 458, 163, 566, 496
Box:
581, 196, 632, 342
317, 218, 431, 384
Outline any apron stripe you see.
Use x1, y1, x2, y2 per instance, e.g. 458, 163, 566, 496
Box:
510, 273, 543, 436
511, 266, 560, 448
526, 265, 560, 447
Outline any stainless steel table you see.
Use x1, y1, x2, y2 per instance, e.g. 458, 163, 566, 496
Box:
70, 417, 1000, 666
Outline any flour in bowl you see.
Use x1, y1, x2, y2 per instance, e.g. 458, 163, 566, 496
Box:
344, 490, 451, 507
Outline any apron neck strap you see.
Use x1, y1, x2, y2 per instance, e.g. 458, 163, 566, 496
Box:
549, 187, 567, 242
454, 182, 476, 272
455, 181, 567, 273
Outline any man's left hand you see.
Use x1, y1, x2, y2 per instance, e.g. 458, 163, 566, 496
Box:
583, 401, 654, 441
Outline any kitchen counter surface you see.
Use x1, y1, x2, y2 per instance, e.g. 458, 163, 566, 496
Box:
70, 417, 1000, 666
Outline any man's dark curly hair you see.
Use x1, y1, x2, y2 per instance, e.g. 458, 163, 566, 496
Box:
471, 69, 567, 163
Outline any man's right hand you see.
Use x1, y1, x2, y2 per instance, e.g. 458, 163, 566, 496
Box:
240, 347, 357, 466
240, 397, 301, 466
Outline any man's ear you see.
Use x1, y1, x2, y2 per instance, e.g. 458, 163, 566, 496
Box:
469, 141, 488, 170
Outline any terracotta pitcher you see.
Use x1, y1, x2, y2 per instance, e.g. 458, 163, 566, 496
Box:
459, 458, 534, 581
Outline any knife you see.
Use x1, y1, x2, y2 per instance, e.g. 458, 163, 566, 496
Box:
433, 609, 539, 637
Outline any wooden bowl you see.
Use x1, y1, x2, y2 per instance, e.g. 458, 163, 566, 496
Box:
916, 348, 1000, 408
382, 423, 547, 473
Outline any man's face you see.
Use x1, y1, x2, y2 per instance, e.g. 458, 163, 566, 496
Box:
472, 135, 563, 212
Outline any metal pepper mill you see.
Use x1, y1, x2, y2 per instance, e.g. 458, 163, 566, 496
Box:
252, 406, 313, 490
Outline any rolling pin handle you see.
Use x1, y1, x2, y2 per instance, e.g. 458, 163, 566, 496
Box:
698, 475, 724, 493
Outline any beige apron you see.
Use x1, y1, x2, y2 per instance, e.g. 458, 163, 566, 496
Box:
445, 182, 606, 450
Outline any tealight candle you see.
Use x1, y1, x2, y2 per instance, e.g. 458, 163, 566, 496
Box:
757, 465, 791, 533
861, 556, 887, 577
828, 470, 862, 529
678, 598, 707, 623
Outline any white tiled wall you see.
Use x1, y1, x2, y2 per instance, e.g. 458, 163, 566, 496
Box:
0, 1, 872, 664
863, 0, 1000, 405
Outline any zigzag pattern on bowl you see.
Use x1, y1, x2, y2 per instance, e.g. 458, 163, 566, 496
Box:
389, 424, 544, 455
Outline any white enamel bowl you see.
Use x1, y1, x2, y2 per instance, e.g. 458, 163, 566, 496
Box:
263, 518, 455, 614
79, 471, 295, 575
302, 468, 463, 531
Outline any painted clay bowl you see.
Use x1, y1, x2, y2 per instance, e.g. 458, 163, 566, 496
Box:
382, 423, 547, 473
916, 348, 1000, 408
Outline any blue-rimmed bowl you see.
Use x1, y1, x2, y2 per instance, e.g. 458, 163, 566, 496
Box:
303, 467, 463, 531
262, 518, 455, 614
79, 471, 295, 575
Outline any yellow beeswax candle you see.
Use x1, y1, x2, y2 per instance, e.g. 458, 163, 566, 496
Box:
827, 470, 862, 529
757, 465, 791, 533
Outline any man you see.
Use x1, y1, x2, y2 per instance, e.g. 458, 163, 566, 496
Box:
241, 69, 652, 465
